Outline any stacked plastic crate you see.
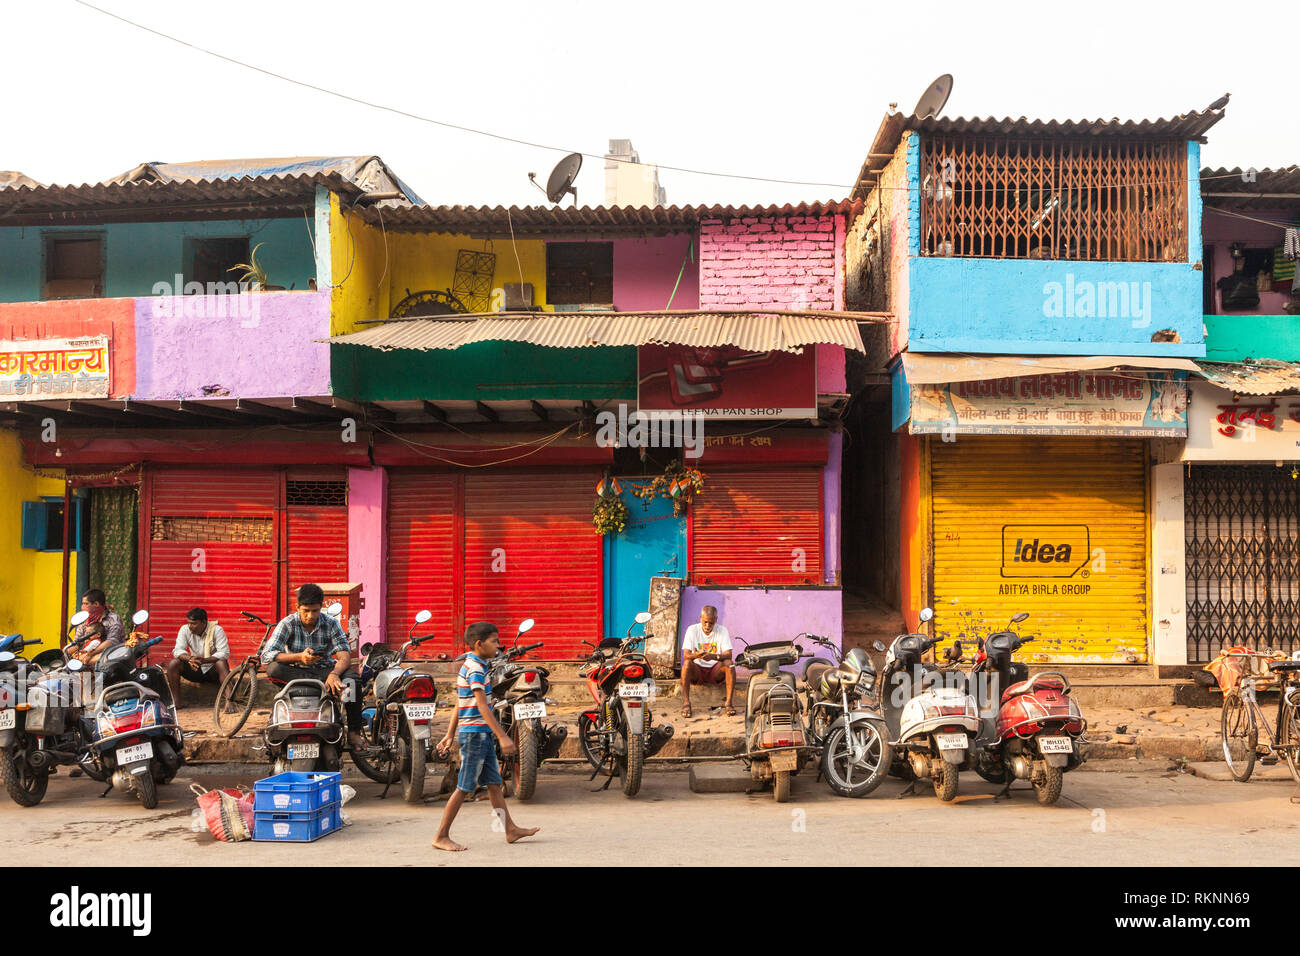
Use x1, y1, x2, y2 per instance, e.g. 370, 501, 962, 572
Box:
252, 771, 343, 842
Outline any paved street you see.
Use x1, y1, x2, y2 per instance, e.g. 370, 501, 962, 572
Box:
6, 761, 1300, 866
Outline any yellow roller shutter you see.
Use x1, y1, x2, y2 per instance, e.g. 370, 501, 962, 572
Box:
931, 437, 1148, 663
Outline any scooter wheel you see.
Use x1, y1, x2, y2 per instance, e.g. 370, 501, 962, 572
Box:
773, 769, 791, 803
137, 772, 159, 810
1034, 763, 1063, 806
933, 762, 959, 802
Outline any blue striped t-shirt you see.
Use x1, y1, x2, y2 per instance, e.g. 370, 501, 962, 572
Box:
457, 653, 491, 732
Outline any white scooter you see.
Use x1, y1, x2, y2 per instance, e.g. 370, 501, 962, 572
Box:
880, 607, 981, 802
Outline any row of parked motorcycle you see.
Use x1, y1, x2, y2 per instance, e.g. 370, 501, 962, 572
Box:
747, 606, 1089, 805
0, 602, 1088, 809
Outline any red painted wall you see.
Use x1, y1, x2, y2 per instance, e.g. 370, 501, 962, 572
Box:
0, 298, 137, 397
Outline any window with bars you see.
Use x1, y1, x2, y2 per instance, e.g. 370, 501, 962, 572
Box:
919, 136, 1187, 262
286, 480, 347, 507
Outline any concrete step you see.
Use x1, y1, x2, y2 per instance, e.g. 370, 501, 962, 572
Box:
1068, 680, 1185, 709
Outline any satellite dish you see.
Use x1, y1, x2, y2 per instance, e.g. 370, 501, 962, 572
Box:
913, 74, 953, 119
529, 152, 582, 205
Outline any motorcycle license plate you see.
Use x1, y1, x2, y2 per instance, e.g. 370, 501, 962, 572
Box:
770, 750, 798, 771
403, 703, 436, 721
1038, 736, 1073, 754
513, 702, 547, 720
619, 683, 650, 699
287, 742, 320, 761
935, 733, 967, 751
0, 710, 13, 731
116, 742, 152, 766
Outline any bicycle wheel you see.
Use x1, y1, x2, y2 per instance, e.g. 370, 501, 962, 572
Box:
1279, 692, 1300, 785
1220, 690, 1257, 782
213, 662, 257, 738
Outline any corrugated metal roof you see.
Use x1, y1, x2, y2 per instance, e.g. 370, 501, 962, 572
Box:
902, 353, 1201, 385
0, 171, 42, 190
357, 200, 862, 235
1197, 360, 1300, 395
853, 102, 1229, 200
1201, 166, 1300, 208
327, 310, 869, 353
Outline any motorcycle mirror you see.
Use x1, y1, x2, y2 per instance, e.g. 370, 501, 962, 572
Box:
1011, 612, 1029, 624
360, 643, 375, 656
0, 651, 13, 664
919, 607, 934, 623
517, 618, 535, 635
132, 609, 149, 626
69, 611, 90, 628
873, 640, 886, 653
634, 611, 652, 625
414, 609, 432, 625
325, 602, 344, 617
66, 659, 84, 672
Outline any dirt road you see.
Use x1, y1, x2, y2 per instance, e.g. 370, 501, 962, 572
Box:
6, 762, 1299, 866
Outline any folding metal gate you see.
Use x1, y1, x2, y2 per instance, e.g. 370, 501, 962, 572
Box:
1185, 465, 1300, 662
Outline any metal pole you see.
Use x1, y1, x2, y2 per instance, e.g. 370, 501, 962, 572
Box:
59, 480, 72, 643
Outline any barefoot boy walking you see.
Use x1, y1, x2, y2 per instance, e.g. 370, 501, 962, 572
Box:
433, 621, 539, 852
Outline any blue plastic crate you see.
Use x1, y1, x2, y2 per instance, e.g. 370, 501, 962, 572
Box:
252, 803, 342, 843
253, 771, 341, 813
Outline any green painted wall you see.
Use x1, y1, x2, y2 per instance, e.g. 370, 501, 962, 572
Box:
1204, 314, 1300, 362
330, 342, 637, 401
0, 217, 317, 302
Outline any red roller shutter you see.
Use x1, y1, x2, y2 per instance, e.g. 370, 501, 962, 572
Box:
284, 475, 349, 617
385, 472, 459, 656
463, 472, 601, 660
145, 469, 278, 660
691, 468, 823, 586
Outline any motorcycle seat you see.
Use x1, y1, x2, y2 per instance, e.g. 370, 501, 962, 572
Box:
1001, 673, 1070, 703
1268, 660, 1300, 673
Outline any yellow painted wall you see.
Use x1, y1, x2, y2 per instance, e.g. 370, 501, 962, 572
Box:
0, 429, 79, 654
327, 196, 549, 333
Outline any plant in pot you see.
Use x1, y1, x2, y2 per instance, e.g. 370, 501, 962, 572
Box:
227, 243, 285, 292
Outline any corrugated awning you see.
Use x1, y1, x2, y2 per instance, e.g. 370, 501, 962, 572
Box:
1197, 360, 1300, 395
327, 310, 873, 353
899, 353, 1201, 385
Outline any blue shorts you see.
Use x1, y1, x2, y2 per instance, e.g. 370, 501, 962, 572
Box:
456, 730, 502, 793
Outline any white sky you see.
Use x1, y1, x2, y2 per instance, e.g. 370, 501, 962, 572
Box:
2, 0, 1288, 209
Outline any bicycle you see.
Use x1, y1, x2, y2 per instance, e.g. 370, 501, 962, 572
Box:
212, 612, 275, 738
1219, 650, 1300, 783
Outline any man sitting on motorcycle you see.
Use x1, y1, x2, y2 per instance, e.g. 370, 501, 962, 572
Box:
680, 605, 735, 718
74, 589, 124, 648
261, 583, 364, 753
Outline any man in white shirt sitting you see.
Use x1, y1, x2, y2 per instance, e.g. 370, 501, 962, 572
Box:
679, 605, 735, 718
165, 607, 230, 707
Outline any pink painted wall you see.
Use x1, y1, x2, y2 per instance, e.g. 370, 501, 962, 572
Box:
347, 466, 388, 650
613, 234, 699, 311
1203, 207, 1295, 314
699, 214, 837, 310
134, 290, 331, 399
823, 431, 841, 585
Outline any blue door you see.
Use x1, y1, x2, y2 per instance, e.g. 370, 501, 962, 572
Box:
604, 492, 686, 641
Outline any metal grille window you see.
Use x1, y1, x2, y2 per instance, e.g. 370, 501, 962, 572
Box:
285, 480, 347, 507
919, 136, 1187, 261
1185, 465, 1300, 663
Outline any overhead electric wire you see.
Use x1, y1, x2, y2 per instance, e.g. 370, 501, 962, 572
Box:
69, 0, 854, 191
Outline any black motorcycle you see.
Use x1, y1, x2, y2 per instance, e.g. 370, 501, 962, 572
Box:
485, 618, 567, 801
351, 609, 446, 802
801, 635, 892, 798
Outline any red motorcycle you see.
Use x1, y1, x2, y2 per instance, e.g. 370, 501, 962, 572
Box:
577, 612, 674, 797
957, 612, 1086, 806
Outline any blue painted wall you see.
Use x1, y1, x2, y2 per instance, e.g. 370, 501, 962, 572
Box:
905, 257, 1206, 357
0, 217, 317, 302
603, 492, 686, 641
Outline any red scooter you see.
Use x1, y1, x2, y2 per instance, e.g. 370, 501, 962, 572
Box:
956, 612, 1086, 806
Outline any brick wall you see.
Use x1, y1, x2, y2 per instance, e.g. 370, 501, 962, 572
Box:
699, 215, 838, 310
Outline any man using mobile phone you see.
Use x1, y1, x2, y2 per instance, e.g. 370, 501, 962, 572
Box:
262, 583, 364, 752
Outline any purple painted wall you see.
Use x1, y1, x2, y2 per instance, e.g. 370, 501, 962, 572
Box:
613, 235, 699, 311
823, 433, 841, 585
133, 290, 331, 400
348, 466, 387, 650
1203, 208, 1294, 315
679, 586, 842, 668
